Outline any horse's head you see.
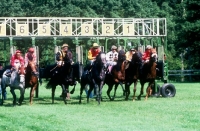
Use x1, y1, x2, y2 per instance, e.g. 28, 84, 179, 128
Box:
96, 52, 107, 69
150, 48, 158, 62
131, 50, 142, 64
118, 50, 126, 61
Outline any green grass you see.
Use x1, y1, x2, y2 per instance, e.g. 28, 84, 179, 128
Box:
0, 81, 200, 131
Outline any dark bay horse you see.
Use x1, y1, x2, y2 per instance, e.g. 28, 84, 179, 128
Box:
25, 62, 39, 105
105, 50, 126, 101
79, 52, 107, 104
124, 51, 142, 101
1, 66, 25, 106
46, 51, 78, 104
138, 48, 158, 100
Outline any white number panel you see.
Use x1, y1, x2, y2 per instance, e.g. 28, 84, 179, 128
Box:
16, 24, 29, 36
60, 24, 72, 36
123, 24, 134, 36
81, 24, 93, 35
38, 24, 50, 36
102, 24, 114, 36
0, 24, 6, 36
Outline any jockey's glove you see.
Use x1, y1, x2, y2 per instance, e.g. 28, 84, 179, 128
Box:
145, 60, 149, 63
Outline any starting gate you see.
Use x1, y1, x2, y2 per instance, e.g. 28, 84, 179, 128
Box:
0, 17, 175, 97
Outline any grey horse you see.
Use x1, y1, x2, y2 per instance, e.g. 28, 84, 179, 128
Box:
1, 69, 25, 106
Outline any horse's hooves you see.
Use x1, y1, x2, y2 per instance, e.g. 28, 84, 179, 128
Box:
111, 98, 114, 101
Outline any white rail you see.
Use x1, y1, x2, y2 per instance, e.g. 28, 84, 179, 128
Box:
0, 17, 166, 38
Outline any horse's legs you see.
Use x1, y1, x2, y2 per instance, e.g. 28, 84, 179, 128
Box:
87, 84, 93, 103
133, 80, 138, 101
30, 84, 37, 105
145, 82, 153, 100
113, 83, 120, 100
125, 82, 131, 100
138, 82, 144, 100
52, 86, 56, 104
61, 84, 67, 104
70, 82, 77, 94
18, 87, 25, 105
79, 83, 85, 104
106, 84, 113, 101
96, 84, 100, 104
10, 88, 17, 106
66, 84, 70, 100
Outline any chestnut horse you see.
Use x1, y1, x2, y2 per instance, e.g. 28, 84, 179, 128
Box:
124, 51, 142, 101
25, 62, 39, 105
138, 48, 157, 100
105, 50, 126, 100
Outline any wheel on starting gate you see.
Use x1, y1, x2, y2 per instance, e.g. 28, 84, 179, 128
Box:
160, 83, 176, 97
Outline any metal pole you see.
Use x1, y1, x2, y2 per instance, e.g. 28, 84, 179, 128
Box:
105, 38, 108, 53
3, 39, 7, 66
31, 37, 35, 47
124, 38, 127, 50
53, 37, 57, 47
75, 37, 79, 63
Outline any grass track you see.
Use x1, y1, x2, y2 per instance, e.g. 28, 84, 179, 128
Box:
0, 82, 200, 131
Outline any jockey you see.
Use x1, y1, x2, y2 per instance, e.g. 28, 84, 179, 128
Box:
125, 46, 136, 61
25, 47, 39, 76
56, 43, 74, 82
86, 43, 101, 71
87, 43, 101, 64
142, 45, 152, 63
106, 45, 118, 73
10, 50, 25, 74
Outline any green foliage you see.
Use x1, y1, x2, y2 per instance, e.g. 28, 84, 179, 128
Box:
0, 0, 199, 68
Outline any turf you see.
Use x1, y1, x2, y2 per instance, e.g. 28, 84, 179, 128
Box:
0, 81, 200, 131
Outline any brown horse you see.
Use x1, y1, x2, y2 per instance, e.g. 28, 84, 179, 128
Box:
25, 62, 38, 105
105, 50, 126, 100
138, 48, 157, 100
124, 51, 142, 101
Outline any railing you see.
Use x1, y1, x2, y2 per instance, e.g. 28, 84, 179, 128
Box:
168, 70, 200, 82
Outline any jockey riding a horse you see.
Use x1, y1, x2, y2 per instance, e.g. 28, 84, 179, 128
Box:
56, 43, 74, 83
85, 43, 101, 72
125, 46, 143, 75
106, 45, 118, 74
10, 50, 25, 77
25, 48, 39, 77
142, 45, 153, 63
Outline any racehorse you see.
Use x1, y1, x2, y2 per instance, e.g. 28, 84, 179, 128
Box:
105, 50, 126, 101
24, 62, 39, 105
138, 48, 158, 100
124, 51, 142, 101
79, 52, 107, 104
1, 66, 25, 106
46, 51, 78, 104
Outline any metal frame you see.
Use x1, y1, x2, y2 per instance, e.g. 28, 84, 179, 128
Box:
0, 17, 166, 38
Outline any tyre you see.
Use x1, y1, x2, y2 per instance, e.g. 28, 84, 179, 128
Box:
161, 83, 176, 97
